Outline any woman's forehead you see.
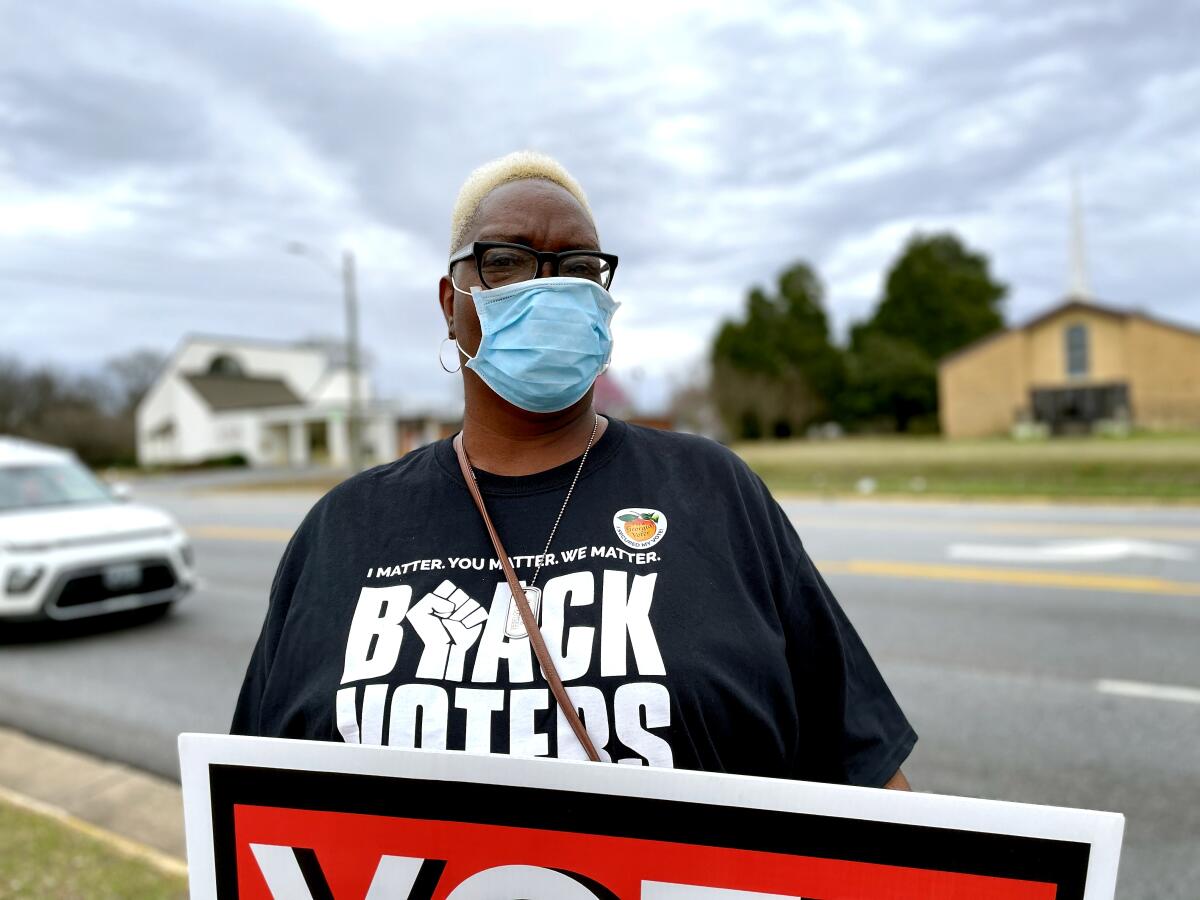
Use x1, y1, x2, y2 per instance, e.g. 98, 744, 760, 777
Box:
470, 180, 598, 248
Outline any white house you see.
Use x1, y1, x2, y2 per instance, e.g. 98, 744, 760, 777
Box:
136, 335, 413, 468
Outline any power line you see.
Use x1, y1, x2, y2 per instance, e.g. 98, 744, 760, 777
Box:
0, 237, 435, 277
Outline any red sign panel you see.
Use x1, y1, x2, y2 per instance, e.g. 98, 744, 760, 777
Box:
236, 805, 1058, 899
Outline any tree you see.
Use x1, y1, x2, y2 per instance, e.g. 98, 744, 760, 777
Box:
847, 232, 1005, 431
667, 361, 721, 437
711, 263, 844, 439
864, 232, 1006, 361
104, 348, 167, 415
840, 332, 938, 433
0, 353, 160, 466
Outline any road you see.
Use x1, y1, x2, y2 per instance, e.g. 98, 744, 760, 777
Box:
2, 484, 1197, 898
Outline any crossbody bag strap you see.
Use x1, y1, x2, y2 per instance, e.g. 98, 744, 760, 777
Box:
453, 432, 601, 763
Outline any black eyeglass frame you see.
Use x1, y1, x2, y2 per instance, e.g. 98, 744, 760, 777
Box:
447, 240, 619, 290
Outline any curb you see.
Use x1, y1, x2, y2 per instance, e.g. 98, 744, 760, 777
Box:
0, 783, 187, 878
0, 725, 187, 878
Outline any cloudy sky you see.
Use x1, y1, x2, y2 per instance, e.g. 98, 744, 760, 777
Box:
3, 0, 1197, 411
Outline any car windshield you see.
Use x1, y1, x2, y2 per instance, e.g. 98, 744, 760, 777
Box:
0, 462, 115, 513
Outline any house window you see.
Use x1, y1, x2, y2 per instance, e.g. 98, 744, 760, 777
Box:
208, 354, 245, 377
1065, 323, 1088, 377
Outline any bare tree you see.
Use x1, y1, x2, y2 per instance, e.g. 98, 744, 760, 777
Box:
0, 352, 164, 466
0, 356, 25, 433
104, 348, 167, 415
667, 361, 723, 440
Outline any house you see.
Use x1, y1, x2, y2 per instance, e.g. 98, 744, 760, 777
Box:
136, 335, 434, 468
937, 297, 1200, 438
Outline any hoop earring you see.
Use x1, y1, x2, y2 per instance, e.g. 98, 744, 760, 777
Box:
438, 337, 461, 373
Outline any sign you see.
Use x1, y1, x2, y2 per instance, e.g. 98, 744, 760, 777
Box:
179, 733, 1123, 899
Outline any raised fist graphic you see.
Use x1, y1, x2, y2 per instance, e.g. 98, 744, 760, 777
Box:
406, 579, 488, 681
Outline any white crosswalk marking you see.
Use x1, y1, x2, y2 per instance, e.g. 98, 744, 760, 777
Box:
1095, 679, 1200, 704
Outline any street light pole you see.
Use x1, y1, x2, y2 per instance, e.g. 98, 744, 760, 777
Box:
341, 249, 364, 472
285, 240, 365, 472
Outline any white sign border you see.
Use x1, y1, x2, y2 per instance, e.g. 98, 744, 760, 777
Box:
179, 732, 1123, 900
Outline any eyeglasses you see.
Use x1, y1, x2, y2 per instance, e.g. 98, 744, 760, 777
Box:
448, 241, 618, 290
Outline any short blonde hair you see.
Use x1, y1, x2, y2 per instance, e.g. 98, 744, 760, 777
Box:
448, 150, 594, 255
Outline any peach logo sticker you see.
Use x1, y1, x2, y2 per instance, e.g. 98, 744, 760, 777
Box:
613, 508, 667, 549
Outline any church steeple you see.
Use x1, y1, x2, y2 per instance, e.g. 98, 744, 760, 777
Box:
1069, 170, 1091, 300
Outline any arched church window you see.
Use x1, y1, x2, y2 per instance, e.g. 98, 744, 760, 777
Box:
208, 354, 245, 377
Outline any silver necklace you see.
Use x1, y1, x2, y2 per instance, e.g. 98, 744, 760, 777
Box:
466, 413, 600, 589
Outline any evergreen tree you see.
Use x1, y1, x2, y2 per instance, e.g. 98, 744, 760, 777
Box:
847, 232, 1006, 431
867, 232, 1006, 360
711, 263, 843, 439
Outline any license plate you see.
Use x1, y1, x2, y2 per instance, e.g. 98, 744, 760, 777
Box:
102, 563, 142, 592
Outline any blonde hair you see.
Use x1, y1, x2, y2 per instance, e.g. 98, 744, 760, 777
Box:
448, 150, 594, 255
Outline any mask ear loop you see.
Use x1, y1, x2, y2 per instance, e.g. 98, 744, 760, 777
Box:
448, 274, 481, 363
450, 273, 476, 297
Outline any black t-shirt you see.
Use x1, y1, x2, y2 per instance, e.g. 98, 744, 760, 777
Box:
230, 417, 916, 787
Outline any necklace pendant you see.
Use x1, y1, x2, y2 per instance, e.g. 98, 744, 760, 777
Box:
504, 583, 543, 640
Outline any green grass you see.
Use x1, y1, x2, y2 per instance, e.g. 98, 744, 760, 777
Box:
0, 798, 187, 900
202, 432, 1200, 503
733, 433, 1200, 501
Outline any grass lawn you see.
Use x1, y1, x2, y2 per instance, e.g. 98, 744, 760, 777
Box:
0, 797, 186, 899
732, 433, 1200, 501
200, 432, 1200, 503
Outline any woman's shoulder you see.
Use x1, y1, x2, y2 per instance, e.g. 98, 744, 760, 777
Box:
620, 422, 787, 527
299, 441, 447, 528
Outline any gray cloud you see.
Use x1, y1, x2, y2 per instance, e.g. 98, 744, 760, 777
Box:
2, 0, 1198, 412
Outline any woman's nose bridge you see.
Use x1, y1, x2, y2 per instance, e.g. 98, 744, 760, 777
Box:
538, 258, 555, 278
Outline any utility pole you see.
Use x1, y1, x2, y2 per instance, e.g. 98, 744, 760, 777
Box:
285, 240, 366, 472
342, 249, 364, 472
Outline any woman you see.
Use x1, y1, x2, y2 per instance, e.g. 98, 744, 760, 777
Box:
231, 151, 915, 790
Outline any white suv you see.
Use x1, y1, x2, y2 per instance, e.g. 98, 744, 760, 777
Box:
0, 437, 195, 622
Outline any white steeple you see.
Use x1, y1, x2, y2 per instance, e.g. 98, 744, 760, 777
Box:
1069, 170, 1091, 300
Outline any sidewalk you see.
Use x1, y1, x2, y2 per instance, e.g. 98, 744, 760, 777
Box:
0, 725, 186, 876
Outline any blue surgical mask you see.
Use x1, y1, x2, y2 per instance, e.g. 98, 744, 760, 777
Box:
454, 276, 620, 413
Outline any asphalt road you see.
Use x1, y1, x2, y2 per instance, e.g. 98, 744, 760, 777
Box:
2, 483, 1197, 898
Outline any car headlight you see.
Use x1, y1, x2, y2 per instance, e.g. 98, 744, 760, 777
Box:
6, 564, 45, 594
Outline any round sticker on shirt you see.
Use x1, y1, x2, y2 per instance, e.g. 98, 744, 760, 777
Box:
613, 507, 668, 549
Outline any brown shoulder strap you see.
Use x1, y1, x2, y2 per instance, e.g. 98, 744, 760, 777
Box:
453, 432, 601, 763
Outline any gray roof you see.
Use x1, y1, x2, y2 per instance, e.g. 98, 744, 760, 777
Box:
182, 373, 303, 411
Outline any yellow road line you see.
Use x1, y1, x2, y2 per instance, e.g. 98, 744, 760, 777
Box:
790, 517, 1200, 541
189, 525, 295, 541
196, 519, 1200, 545
0, 784, 188, 878
818, 560, 1200, 596
190, 524, 1200, 596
